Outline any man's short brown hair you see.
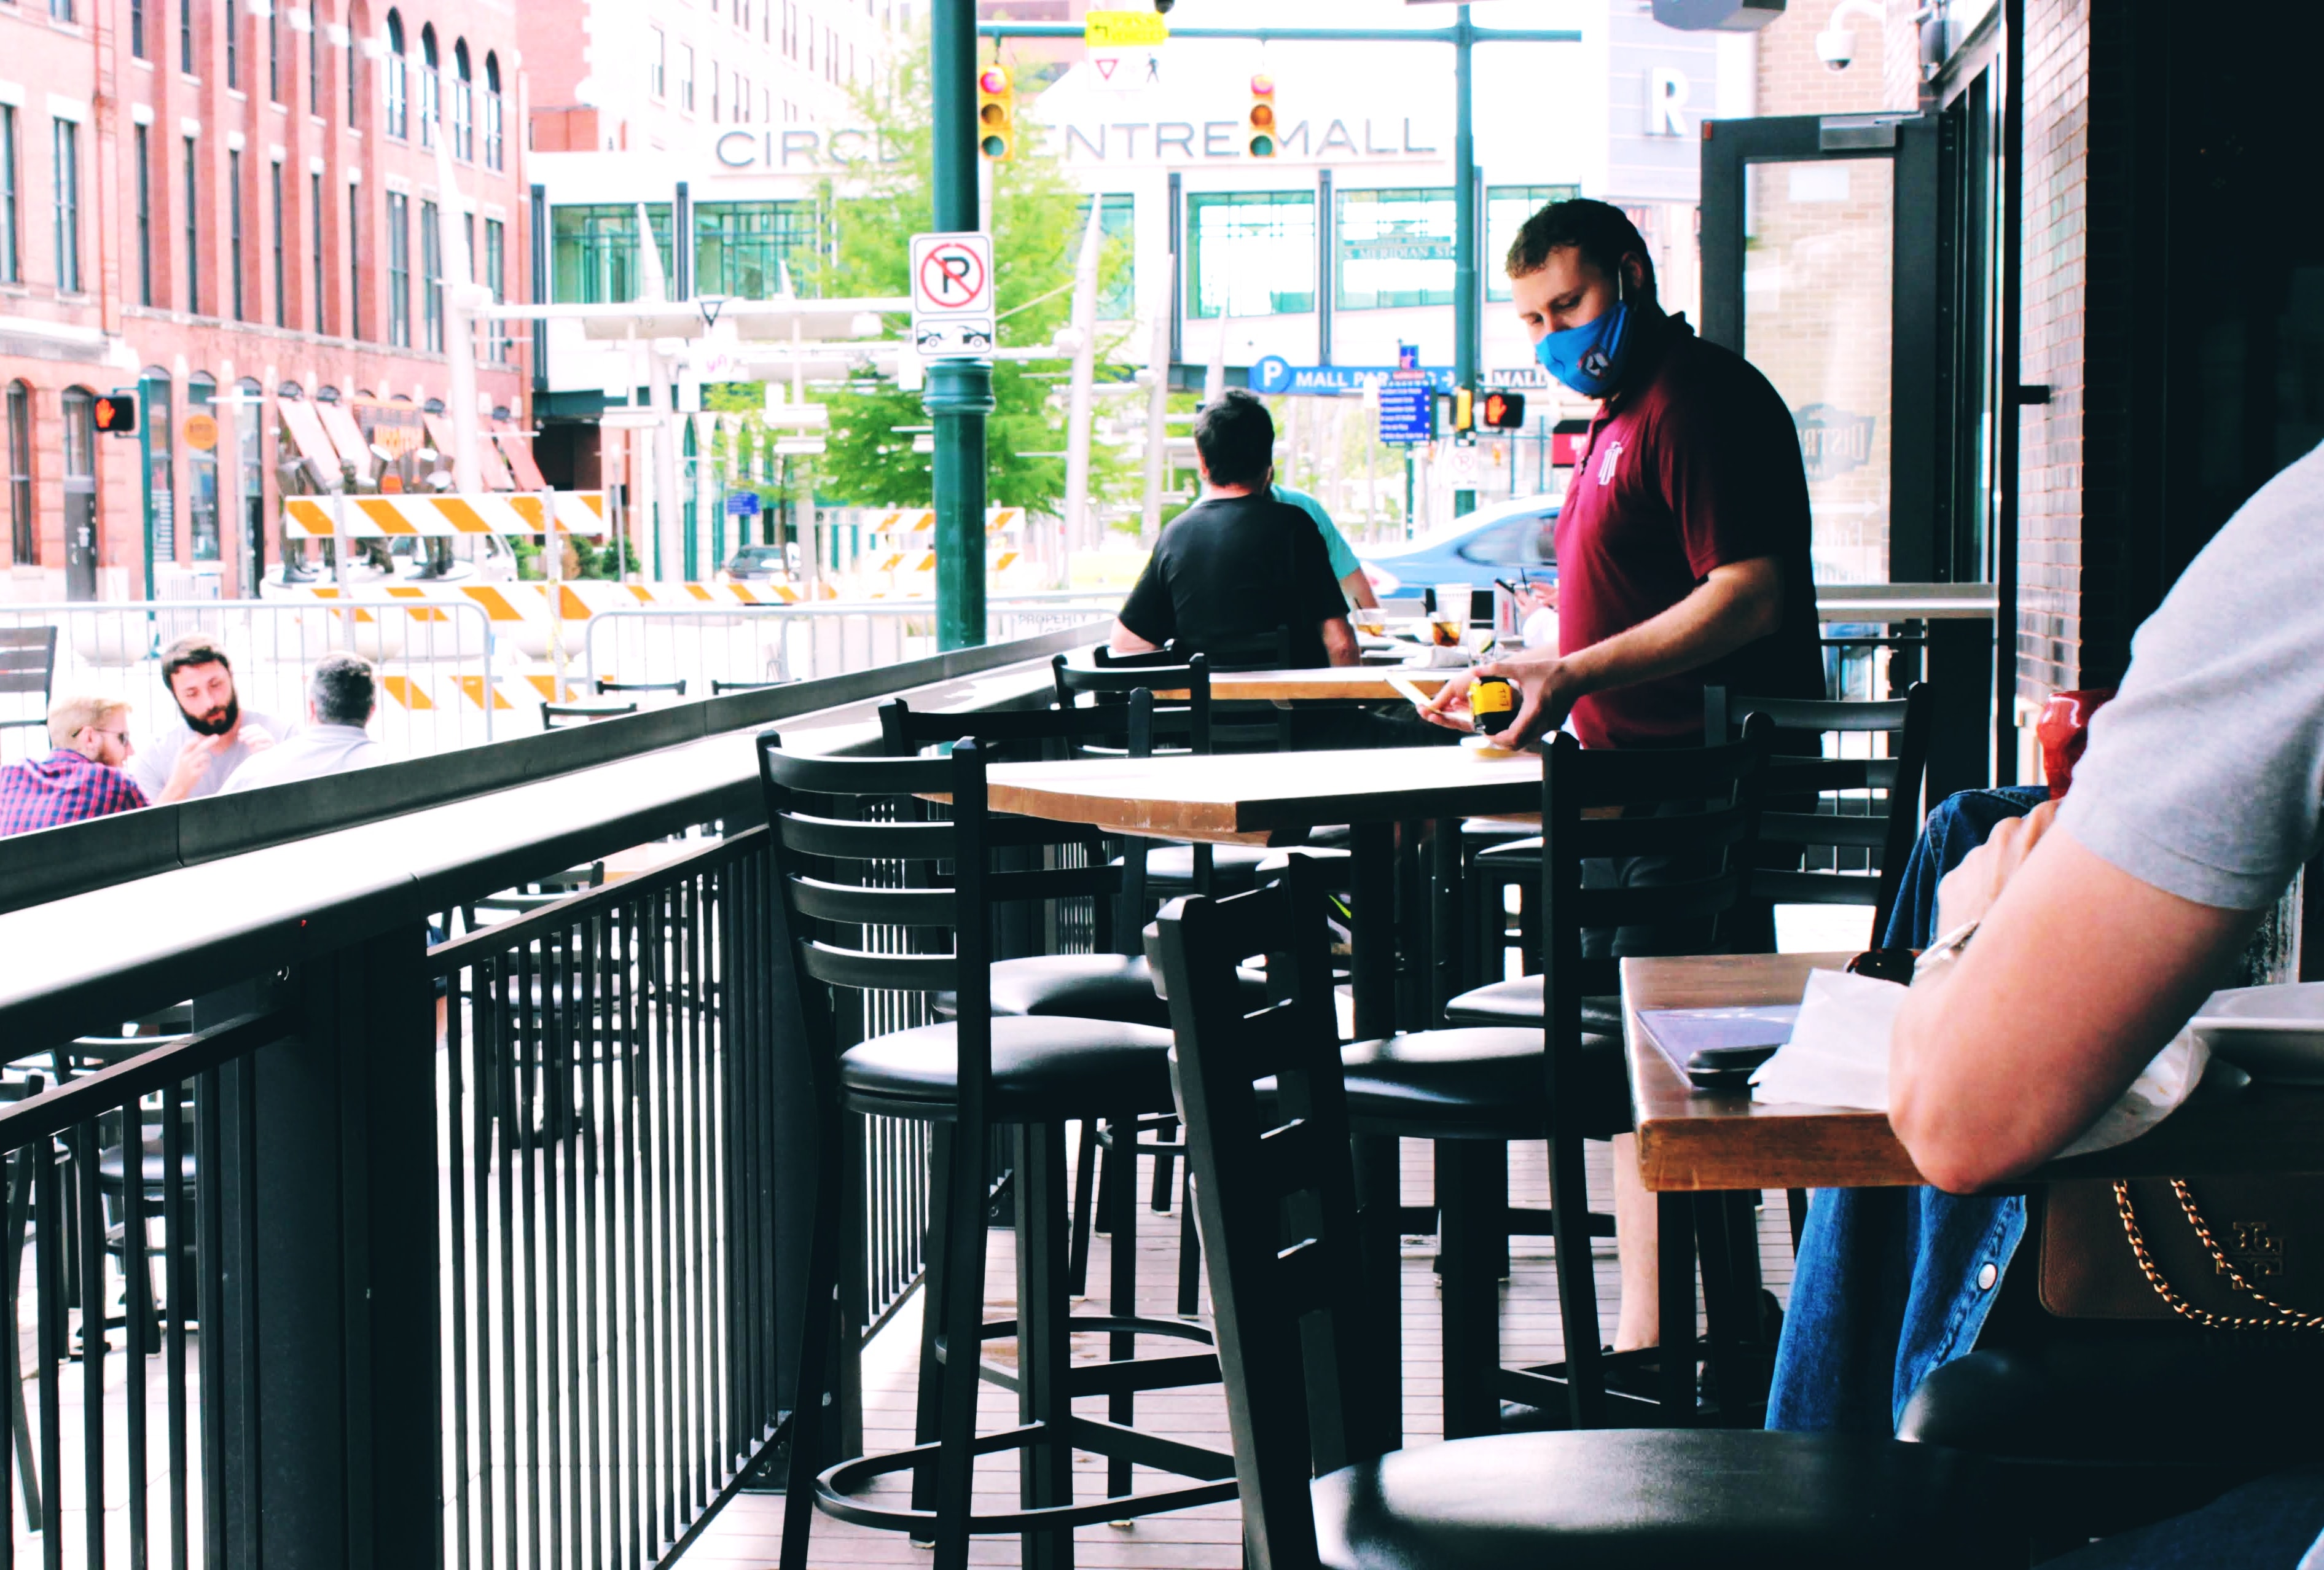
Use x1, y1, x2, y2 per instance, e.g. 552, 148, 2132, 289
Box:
159, 634, 232, 687
1504, 197, 1658, 302
47, 695, 129, 750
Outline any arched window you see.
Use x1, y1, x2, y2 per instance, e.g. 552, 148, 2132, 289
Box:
143, 367, 175, 565
483, 51, 504, 171
346, 1, 365, 127
316, 385, 342, 403
383, 11, 407, 139
452, 40, 474, 161
187, 373, 218, 563
6, 380, 31, 567
418, 25, 439, 149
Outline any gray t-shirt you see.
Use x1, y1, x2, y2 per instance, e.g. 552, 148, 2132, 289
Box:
130, 708, 295, 802
2057, 440, 2324, 910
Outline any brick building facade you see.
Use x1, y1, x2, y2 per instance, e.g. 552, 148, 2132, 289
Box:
0, 0, 530, 603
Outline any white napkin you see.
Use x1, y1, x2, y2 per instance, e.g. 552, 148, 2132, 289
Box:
1748, 969, 2212, 1158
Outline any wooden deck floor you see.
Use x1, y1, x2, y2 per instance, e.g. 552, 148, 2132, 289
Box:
678, 1138, 1799, 1570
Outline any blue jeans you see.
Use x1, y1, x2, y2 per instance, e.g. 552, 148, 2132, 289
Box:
1766, 786, 2050, 1434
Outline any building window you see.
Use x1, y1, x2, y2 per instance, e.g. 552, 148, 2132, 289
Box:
135, 125, 152, 307
311, 171, 324, 333
60, 389, 91, 494
551, 203, 674, 304
310, 6, 321, 111
451, 39, 472, 160
1484, 184, 1579, 303
268, 4, 281, 101
386, 189, 409, 346
347, 181, 360, 339
1187, 190, 1314, 319
483, 216, 505, 362
271, 162, 286, 327
6, 381, 29, 567
187, 373, 218, 561
182, 137, 198, 313
649, 27, 666, 98
131, 0, 146, 59
418, 25, 438, 147
348, 28, 360, 126
143, 369, 173, 564
483, 53, 503, 170
420, 198, 441, 353
51, 118, 79, 294
695, 200, 820, 300
385, 10, 407, 138
681, 44, 695, 112
225, 0, 238, 89
1073, 193, 1134, 319
0, 108, 18, 287
1334, 187, 1454, 312
228, 149, 244, 318
180, 0, 192, 73
50, 0, 73, 24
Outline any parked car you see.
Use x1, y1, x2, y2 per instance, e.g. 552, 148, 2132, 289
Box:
1358, 494, 1559, 600
719, 544, 796, 583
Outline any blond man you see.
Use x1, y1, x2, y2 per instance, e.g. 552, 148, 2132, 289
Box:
0, 696, 151, 836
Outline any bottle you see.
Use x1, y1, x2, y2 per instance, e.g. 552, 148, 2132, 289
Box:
1468, 674, 1517, 736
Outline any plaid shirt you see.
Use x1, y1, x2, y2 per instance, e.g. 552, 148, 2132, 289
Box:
0, 749, 150, 837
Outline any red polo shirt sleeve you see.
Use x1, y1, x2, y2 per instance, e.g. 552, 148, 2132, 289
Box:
1651, 357, 1798, 577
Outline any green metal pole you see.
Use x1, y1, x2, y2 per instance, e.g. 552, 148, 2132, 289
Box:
1404, 447, 1415, 541
136, 384, 155, 603
930, 0, 988, 650
1452, 6, 1479, 523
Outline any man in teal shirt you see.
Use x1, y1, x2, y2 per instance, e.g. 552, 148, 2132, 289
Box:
1274, 484, 1380, 611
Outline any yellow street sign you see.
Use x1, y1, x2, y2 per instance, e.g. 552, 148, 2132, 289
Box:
1085, 9, 1167, 47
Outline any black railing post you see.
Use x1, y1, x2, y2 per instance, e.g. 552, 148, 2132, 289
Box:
205, 931, 441, 1564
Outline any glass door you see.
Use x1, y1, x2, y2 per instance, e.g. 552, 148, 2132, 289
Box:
1700, 113, 1940, 586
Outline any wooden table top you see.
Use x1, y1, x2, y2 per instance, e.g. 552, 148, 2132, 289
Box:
976, 744, 1540, 843
1626, 952, 2324, 1193
1203, 666, 1457, 703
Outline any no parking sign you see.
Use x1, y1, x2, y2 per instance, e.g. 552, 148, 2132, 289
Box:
909, 231, 995, 359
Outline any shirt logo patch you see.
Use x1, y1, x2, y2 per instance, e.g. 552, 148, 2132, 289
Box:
1596, 439, 1625, 487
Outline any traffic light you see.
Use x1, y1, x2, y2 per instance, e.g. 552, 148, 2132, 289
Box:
1247, 73, 1276, 157
1452, 387, 1474, 432
977, 65, 1014, 161
92, 392, 138, 435
1481, 389, 1527, 430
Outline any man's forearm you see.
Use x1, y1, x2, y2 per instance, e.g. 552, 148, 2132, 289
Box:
1321, 617, 1359, 666
1109, 619, 1161, 655
1339, 571, 1380, 611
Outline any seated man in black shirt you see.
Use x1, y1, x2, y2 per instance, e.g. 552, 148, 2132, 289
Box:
1112, 389, 1357, 670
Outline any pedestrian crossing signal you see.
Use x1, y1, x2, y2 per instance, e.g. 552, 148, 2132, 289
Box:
1248, 73, 1276, 157
978, 66, 1014, 161
1481, 390, 1526, 429
92, 392, 138, 435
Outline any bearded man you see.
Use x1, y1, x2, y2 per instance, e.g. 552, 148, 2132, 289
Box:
130, 635, 292, 804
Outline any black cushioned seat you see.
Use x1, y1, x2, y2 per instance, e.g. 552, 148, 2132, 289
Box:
1474, 834, 1543, 864
1310, 1429, 1998, 1570
1442, 975, 1622, 1033
937, 953, 1270, 1028
839, 1015, 1175, 1122
1320, 1027, 1626, 1141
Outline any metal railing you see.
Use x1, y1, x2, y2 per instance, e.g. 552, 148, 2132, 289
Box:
0, 599, 500, 764
582, 596, 1116, 697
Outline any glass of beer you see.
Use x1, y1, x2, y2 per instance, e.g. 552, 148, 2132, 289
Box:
1431, 582, 1472, 647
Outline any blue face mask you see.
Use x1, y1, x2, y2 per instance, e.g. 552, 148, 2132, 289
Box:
1532, 272, 1634, 399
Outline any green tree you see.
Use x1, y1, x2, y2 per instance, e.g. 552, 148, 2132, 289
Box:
802, 47, 1135, 516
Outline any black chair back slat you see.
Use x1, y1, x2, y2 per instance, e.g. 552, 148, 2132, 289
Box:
879, 696, 1135, 759
778, 810, 956, 861
788, 875, 959, 928
595, 677, 687, 698
540, 699, 637, 728
767, 748, 952, 797
1567, 807, 1759, 862
1172, 627, 1294, 673
798, 942, 960, 994
0, 626, 55, 698
1154, 857, 1389, 1562
1573, 873, 1754, 931
1704, 682, 1935, 941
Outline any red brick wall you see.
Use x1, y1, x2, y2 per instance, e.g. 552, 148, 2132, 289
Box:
1755, 0, 1912, 119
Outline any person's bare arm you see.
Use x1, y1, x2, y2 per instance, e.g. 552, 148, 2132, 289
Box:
1109, 619, 1162, 656
1339, 570, 1380, 611
1888, 808, 2258, 1193
153, 735, 227, 805
1423, 557, 1783, 741
1321, 616, 1359, 667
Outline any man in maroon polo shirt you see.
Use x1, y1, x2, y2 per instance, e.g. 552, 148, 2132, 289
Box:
1426, 198, 1824, 1360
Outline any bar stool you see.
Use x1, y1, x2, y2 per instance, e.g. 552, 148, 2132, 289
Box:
763, 736, 1232, 1570
1152, 863, 2011, 1570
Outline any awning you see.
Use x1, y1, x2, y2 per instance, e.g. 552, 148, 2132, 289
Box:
315, 400, 376, 477
492, 420, 549, 490
281, 490, 608, 537
277, 399, 342, 477
420, 412, 517, 490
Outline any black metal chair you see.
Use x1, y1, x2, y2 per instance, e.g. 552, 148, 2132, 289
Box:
1308, 719, 1776, 1434
541, 699, 637, 728
594, 676, 687, 700
0, 625, 57, 752
1153, 860, 2009, 1570
711, 677, 788, 695
764, 736, 1233, 1570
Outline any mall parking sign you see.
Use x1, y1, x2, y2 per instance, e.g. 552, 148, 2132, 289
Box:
910, 231, 995, 358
